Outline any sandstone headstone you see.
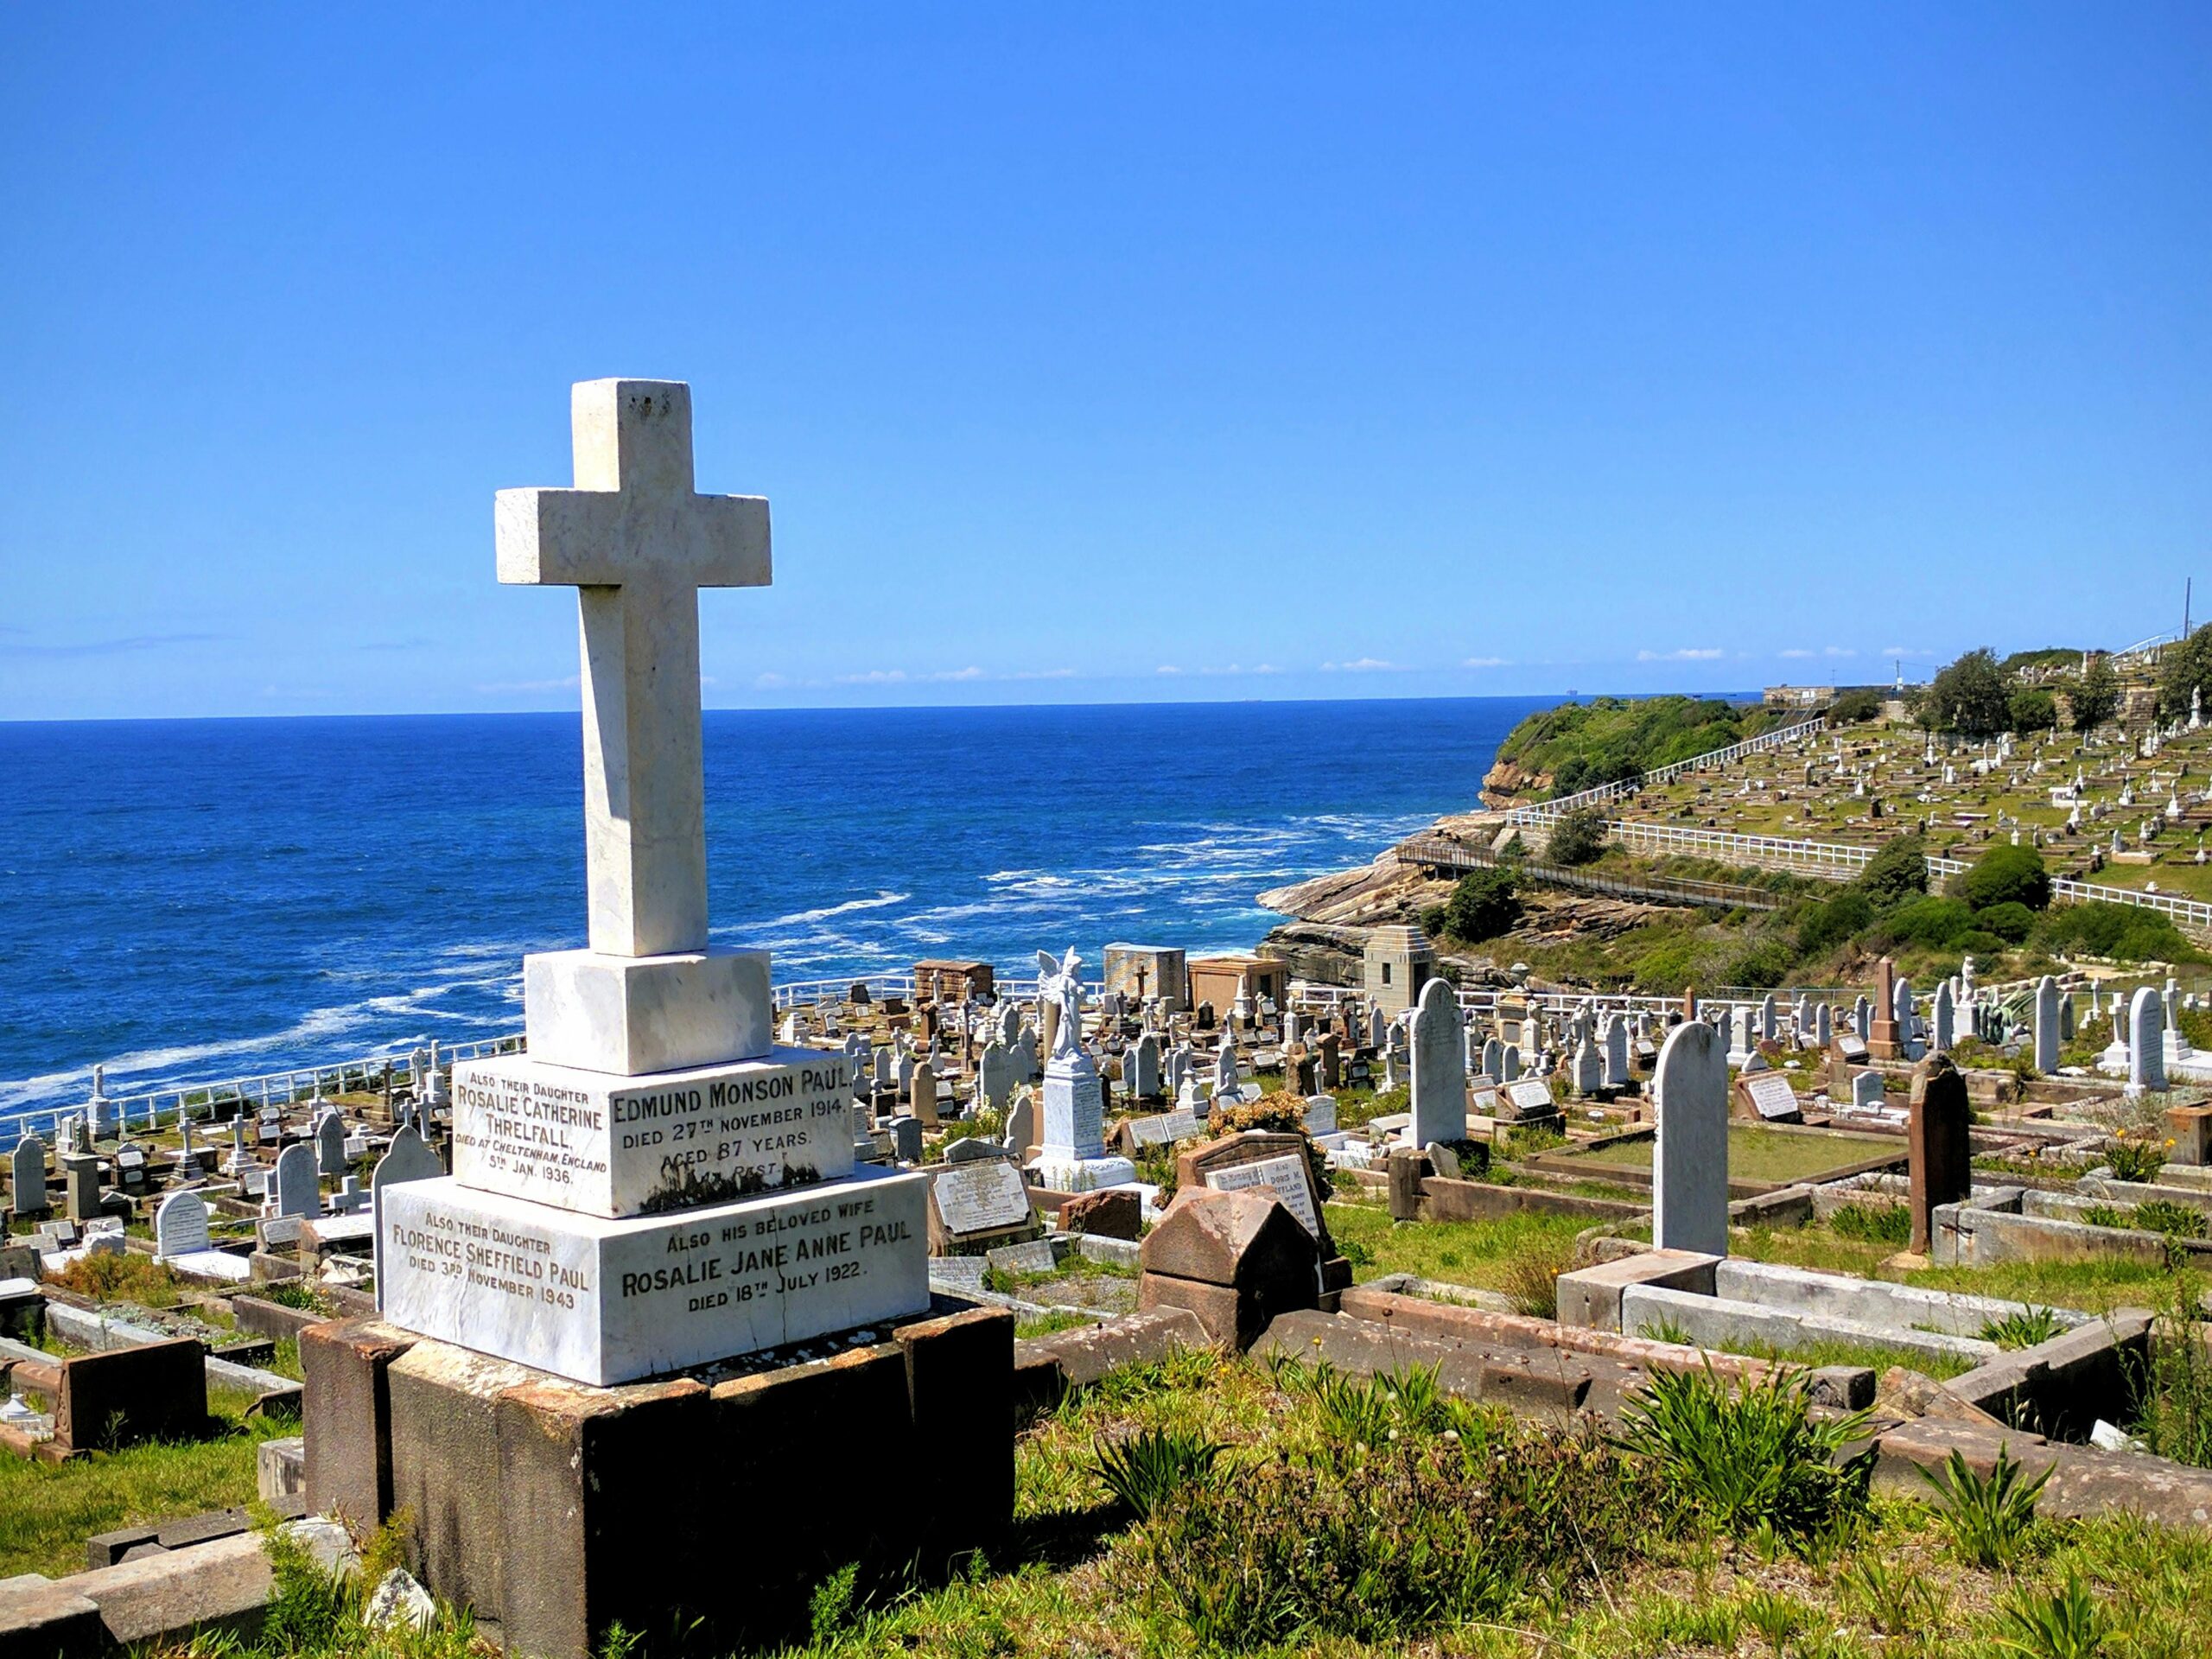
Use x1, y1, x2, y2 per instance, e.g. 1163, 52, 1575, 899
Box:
1908, 1054, 1972, 1255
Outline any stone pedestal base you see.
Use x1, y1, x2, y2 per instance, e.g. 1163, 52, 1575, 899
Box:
302, 1302, 1014, 1659
524, 945, 771, 1075
379, 1169, 930, 1385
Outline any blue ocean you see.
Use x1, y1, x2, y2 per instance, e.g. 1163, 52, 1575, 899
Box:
0, 698, 1542, 1121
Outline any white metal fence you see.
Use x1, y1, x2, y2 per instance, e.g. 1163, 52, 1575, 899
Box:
1506, 717, 1826, 823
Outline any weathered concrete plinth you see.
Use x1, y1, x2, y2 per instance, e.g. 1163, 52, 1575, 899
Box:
302, 1301, 1014, 1659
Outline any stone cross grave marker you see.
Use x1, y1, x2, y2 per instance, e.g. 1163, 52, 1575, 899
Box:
1652, 1020, 1728, 1256
496, 379, 768, 959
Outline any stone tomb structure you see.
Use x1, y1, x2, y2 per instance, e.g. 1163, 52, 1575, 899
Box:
307, 382, 1002, 1659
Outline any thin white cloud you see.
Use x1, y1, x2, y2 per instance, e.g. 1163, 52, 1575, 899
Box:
1463, 656, 1509, 668
1156, 664, 1184, 677
1879, 645, 1929, 658
1636, 647, 1725, 662
1320, 658, 1401, 673
1824, 646, 1856, 658
1777, 648, 1815, 660
474, 673, 581, 695
754, 672, 790, 689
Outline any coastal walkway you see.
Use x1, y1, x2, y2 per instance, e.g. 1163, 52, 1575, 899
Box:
1395, 836, 1784, 912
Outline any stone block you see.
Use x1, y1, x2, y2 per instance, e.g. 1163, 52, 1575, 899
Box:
257, 1437, 305, 1503
387, 1343, 539, 1621
496, 1376, 714, 1659
85, 1529, 159, 1572
1136, 1274, 1249, 1349
153, 1510, 250, 1551
67, 1529, 275, 1648
894, 1306, 1015, 1567
1137, 1186, 1320, 1351
1554, 1249, 1721, 1332
57, 1338, 206, 1450
0, 1574, 105, 1659
1058, 1187, 1141, 1239
2166, 1104, 2212, 1167
301, 1317, 416, 1528
1011, 1307, 1211, 1414
523, 945, 772, 1076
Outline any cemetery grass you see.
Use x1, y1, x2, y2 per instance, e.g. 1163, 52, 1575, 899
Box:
0, 1388, 298, 1579
1566, 1124, 1899, 1187
762, 1348, 2212, 1659
1731, 1220, 2191, 1315
1321, 1198, 1587, 1295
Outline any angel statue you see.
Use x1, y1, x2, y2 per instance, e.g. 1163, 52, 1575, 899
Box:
1036, 947, 1087, 1065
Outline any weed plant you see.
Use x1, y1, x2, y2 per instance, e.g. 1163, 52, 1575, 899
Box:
1919, 1445, 2051, 1568
1980, 1306, 2064, 1350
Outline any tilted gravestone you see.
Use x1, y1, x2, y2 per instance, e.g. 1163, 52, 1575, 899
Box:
1652, 1020, 1728, 1256
1408, 977, 1466, 1147
926, 1158, 1038, 1253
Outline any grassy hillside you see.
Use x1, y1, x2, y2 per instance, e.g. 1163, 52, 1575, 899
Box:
1490, 696, 1790, 801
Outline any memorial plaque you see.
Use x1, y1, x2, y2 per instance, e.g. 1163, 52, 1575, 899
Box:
1738, 1071, 1804, 1122
379, 1167, 931, 1387
1124, 1108, 1198, 1148
1503, 1079, 1557, 1120
929, 1160, 1034, 1237
1204, 1153, 1321, 1236
451, 1047, 855, 1218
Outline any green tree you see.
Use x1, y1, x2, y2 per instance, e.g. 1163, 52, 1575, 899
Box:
1856, 833, 1929, 908
1948, 843, 2051, 912
2066, 656, 2120, 732
1922, 649, 2011, 736
2007, 686, 2056, 734
1828, 687, 1883, 723
1546, 808, 1609, 867
2159, 623, 2212, 723
1441, 868, 1522, 942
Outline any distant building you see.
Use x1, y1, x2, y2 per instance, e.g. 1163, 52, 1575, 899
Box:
1762, 684, 1835, 709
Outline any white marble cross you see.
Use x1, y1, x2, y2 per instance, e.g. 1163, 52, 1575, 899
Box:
497, 380, 770, 957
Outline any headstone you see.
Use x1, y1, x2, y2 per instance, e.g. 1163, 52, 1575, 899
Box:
1124, 1033, 1162, 1099
272, 1142, 320, 1219
1893, 975, 1918, 1058
1737, 1071, 1802, 1124
888, 1116, 923, 1165
1867, 959, 1902, 1059
1500, 1044, 1522, 1083
1930, 982, 1955, 1054
10, 1135, 48, 1219
154, 1189, 213, 1260
1122, 1108, 1200, 1149
1601, 1018, 1630, 1090
1501, 1078, 1557, 1122
976, 1041, 1015, 1115
1908, 1056, 1972, 1255
1571, 1038, 1604, 1096
2033, 976, 2061, 1074
1303, 1095, 1338, 1136
315, 1110, 347, 1179
61, 1151, 100, 1223
1815, 1002, 1832, 1049
2130, 986, 2166, 1091
1481, 1037, 1504, 1079
1652, 1021, 1728, 1256
1005, 1090, 1036, 1161
1408, 977, 1467, 1146
909, 1058, 938, 1127
927, 1159, 1035, 1248
1213, 1039, 1238, 1097
1850, 1071, 1886, 1110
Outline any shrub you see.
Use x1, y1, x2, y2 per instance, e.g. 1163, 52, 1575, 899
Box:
1547, 808, 1609, 867
1612, 1363, 1874, 1545
1856, 834, 1930, 907
1828, 687, 1883, 723
1974, 900, 2037, 944
1726, 941, 1792, 990
1918, 1444, 2050, 1568
2132, 1199, 2208, 1239
2158, 622, 2212, 723
1797, 889, 1875, 956
1979, 1307, 2063, 1349
1441, 868, 1522, 942
1090, 1427, 1223, 1518
2107, 1135, 2169, 1184
1949, 844, 2052, 912
2037, 902, 2199, 964
1877, 895, 1979, 950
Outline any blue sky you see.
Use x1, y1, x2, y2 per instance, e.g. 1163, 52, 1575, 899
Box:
3, 4, 2207, 720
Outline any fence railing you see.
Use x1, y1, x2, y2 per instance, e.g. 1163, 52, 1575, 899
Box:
1504, 717, 1826, 823
2, 1033, 525, 1147
1600, 821, 1875, 876
1397, 836, 1784, 912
